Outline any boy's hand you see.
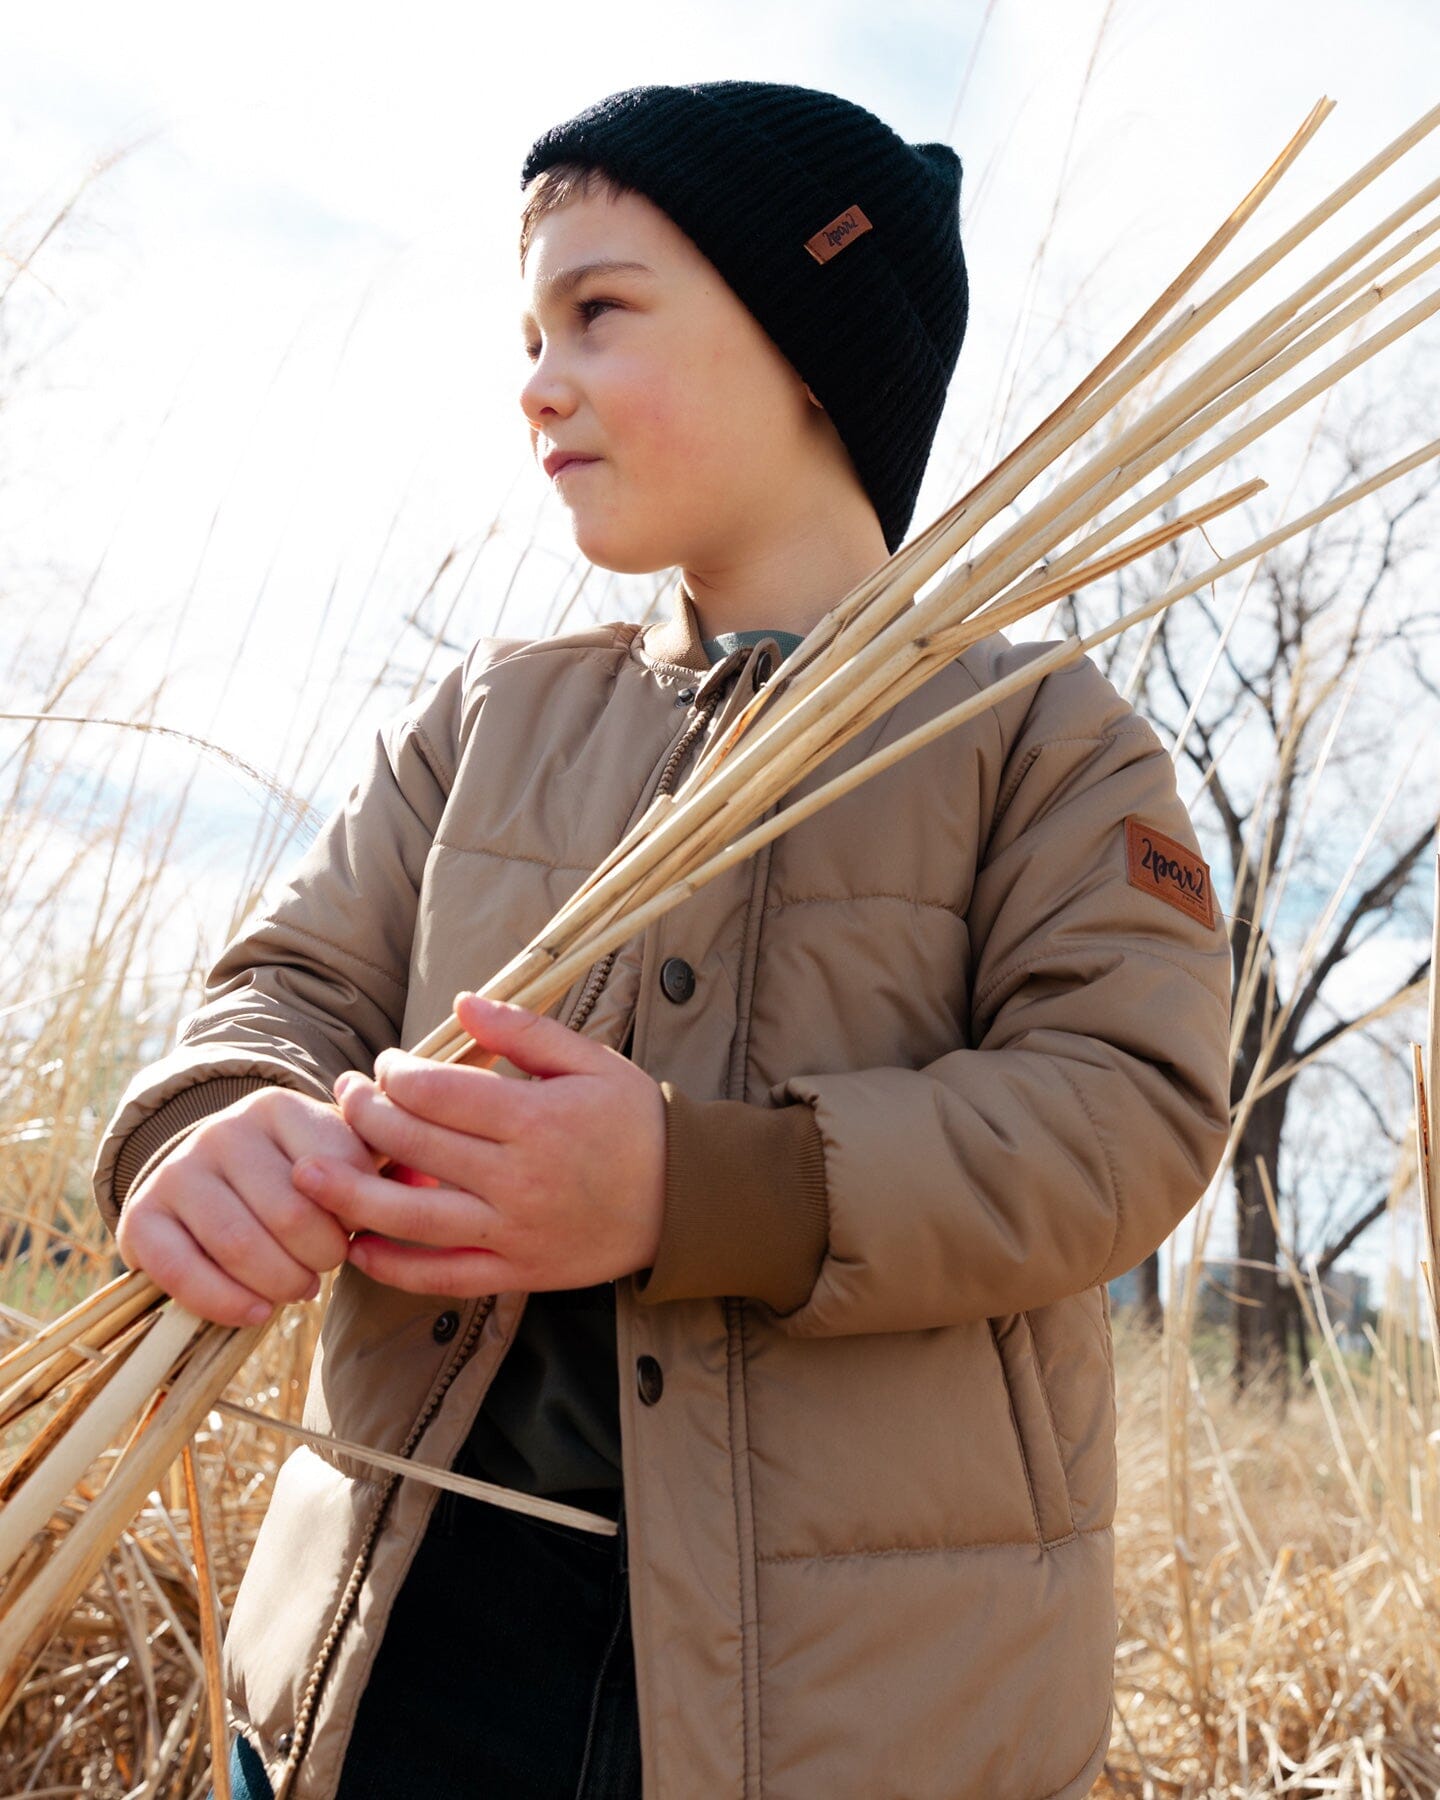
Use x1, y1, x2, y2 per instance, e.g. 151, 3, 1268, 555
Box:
115, 1089, 370, 1328
297, 992, 667, 1297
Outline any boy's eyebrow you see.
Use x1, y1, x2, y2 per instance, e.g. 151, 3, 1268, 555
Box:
520, 259, 655, 327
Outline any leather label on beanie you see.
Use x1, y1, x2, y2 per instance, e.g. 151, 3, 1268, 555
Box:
1124, 817, 1216, 928
804, 204, 873, 265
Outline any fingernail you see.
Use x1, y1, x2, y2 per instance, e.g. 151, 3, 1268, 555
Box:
293, 1159, 321, 1190
334, 1072, 356, 1100
246, 1301, 271, 1326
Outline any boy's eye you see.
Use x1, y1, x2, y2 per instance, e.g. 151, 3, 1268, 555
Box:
523, 296, 618, 361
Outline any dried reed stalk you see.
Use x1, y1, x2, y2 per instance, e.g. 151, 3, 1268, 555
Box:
1414, 840, 1440, 1395
6, 93, 1440, 1737
0, 1274, 161, 1432
181, 1444, 229, 1800
0, 1269, 152, 1392
0, 1317, 263, 1720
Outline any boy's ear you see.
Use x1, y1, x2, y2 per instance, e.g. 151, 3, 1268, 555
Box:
804, 382, 824, 410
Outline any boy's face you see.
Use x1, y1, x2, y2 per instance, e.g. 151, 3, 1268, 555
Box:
517, 185, 838, 576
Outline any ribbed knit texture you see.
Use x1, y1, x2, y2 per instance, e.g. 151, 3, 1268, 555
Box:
638, 1084, 830, 1316
112, 1075, 274, 1208
521, 80, 968, 554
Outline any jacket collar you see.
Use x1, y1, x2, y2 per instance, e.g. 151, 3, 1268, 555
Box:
639, 578, 712, 675
637, 576, 784, 722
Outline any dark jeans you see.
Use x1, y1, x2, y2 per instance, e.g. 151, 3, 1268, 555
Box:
219, 1486, 640, 1800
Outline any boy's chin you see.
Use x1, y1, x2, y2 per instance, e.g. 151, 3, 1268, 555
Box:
567, 517, 677, 577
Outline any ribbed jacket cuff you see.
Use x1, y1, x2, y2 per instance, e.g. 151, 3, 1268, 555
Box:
635, 1084, 829, 1315
111, 1076, 275, 1210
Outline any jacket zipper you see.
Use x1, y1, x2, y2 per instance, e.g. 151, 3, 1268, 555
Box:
565, 677, 728, 1034
718, 788, 779, 1800
275, 1291, 497, 1798
278, 662, 742, 1795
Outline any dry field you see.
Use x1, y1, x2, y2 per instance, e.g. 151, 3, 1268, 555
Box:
2, 1228, 1437, 1795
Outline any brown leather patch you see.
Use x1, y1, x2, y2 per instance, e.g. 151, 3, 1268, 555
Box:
804, 204, 873, 265
1124, 816, 1216, 928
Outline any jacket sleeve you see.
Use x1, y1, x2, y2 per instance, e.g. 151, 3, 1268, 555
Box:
91, 657, 469, 1239
641, 653, 1233, 1335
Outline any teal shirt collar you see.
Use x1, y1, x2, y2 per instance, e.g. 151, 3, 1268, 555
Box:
701, 627, 805, 666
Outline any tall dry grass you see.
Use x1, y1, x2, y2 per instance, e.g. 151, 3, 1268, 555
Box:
1101, 1255, 1440, 1797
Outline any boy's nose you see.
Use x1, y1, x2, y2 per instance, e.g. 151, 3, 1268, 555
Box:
519, 368, 572, 436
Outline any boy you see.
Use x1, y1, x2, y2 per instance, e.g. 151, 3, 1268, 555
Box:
94, 81, 1232, 1800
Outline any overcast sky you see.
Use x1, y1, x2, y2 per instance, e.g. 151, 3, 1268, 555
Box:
4, 0, 1437, 1296
5, 0, 1438, 751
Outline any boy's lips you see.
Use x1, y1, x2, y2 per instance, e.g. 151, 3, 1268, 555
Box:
543, 449, 602, 480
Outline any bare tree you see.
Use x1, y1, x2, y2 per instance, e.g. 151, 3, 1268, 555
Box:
1072, 415, 1440, 1401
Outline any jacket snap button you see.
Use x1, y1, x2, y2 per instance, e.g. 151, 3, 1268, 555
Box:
753, 648, 774, 686
660, 957, 696, 1004
676, 685, 696, 705
275, 1731, 294, 1755
432, 1309, 460, 1344
636, 1354, 664, 1405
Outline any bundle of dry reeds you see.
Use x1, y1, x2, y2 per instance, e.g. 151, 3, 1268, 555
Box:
6, 93, 1440, 1781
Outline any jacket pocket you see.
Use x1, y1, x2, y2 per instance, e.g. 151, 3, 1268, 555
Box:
988, 1312, 1077, 1547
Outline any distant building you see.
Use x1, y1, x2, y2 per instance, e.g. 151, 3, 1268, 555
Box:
1110, 1258, 1375, 1341
1318, 1266, 1371, 1332
1181, 1259, 1237, 1326
1122, 1259, 1240, 1327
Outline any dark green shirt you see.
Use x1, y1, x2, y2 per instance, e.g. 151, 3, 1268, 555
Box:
453, 627, 805, 1518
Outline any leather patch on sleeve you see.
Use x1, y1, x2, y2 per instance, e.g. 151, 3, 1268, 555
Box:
804, 205, 873, 265
1124, 816, 1216, 928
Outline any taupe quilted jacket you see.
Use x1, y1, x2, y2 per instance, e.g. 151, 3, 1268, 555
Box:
93, 580, 1232, 1799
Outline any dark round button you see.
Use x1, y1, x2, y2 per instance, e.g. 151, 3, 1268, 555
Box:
676, 685, 696, 705
432, 1309, 460, 1344
660, 956, 696, 1004
753, 648, 775, 686
636, 1354, 664, 1405
275, 1731, 295, 1755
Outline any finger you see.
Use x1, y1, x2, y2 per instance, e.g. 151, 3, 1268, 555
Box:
180, 1184, 327, 1308
212, 1132, 353, 1272
346, 1235, 513, 1296
293, 1157, 502, 1250
333, 1079, 507, 1196
365, 1052, 532, 1140
119, 1206, 278, 1329
267, 1090, 380, 1172
454, 991, 601, 1080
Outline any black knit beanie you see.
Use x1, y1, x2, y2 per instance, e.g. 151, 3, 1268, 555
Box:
519, 80, 968, 555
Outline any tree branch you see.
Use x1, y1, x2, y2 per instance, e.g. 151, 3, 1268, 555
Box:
1279, 822, 1438, 1063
